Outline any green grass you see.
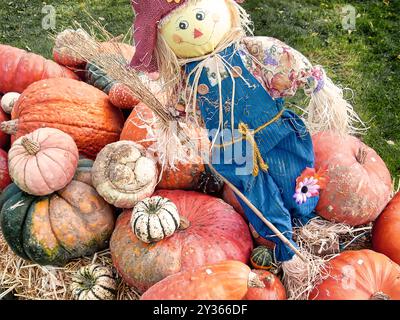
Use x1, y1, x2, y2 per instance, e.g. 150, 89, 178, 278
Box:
1, 0, 399, 176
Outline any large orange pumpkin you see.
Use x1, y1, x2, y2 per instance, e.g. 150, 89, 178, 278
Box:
120, 102, 207, 190
0, 44, 78, 94
1, 78, 124, 159
313, 131, 392, 226
310, 250, 400, 300
110, 190, 253, 293
244, 270, 287, 300
141, 261, 252, 300
372, 193, 400, 265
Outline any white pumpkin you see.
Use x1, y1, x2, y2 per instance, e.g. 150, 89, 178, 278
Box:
70, 264, 117, 300
92, 141, 158, 208
1, 92, 20, 114
131, 196, 180, 243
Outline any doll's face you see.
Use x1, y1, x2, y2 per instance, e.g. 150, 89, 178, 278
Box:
160, 0, 233, 58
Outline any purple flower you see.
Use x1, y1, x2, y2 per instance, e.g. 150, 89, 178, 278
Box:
293, 177, 320, 205
264, 51, 279, 66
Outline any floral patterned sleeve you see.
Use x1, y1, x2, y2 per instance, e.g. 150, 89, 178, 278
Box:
240, 36, 325, 99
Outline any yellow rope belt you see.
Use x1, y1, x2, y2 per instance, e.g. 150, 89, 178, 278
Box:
213, 109, 284, 177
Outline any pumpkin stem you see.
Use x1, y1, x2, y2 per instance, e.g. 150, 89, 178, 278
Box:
0, 119, 18, 135
178, 216, 190, 230
248, 272, 265, 289
370, 292, 391, 300
21, 137, 41, 155
356, 147, 368, 165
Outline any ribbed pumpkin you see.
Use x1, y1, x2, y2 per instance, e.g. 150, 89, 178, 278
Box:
310, 250, 400, 300
8, 128, 79, 196
313, 131, 392, 226
0, 149, 11, 192
92, 141, 158, 209
244, 270, 287, 300
141, 261, 253, 300
131, 196, 180, 243
250, 246, 274, 271
0, 44, 78, 94
372, 193, 400, 264
110, 190, 253, 293
0, 168, 115, 266
70, 264, 117, 300
1, 78, 124, 159
120, 102, 207, 190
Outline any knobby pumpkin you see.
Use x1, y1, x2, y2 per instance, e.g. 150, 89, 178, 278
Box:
8, 128, 79, 196
0, 44, 78, 93
372, 193, 400, 265
310, 250, 400, 300
92, 141, 158, 209
1, 78, 124, 159
0, 166, 115, 266
313, 131, 392, 226
110, 190, 253, 293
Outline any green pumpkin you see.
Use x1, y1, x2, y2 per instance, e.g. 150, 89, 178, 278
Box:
85, 62, 117, 94
250, 246, 274, 271
0, 161, 115, 267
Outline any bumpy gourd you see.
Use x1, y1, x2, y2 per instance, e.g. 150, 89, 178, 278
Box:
92, 141, 158, 208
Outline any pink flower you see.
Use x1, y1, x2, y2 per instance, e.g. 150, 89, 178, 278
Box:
293, 176, 321, 205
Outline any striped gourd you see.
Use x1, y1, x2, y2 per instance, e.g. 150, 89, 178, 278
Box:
131, 196, 180, 243
250, 246, 274, 271
70, 264, 117, 300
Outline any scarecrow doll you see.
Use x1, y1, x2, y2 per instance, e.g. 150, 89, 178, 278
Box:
128, 0, 361, 298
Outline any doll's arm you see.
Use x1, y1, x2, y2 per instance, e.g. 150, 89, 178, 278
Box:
242, 36, 323, 99
242, 36, 363, 134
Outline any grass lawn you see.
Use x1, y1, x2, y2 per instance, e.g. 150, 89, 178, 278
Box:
1, 0, 399, 176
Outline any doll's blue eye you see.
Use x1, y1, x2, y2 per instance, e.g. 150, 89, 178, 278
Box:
196, 11, 206, 21
179, 20, 189, 30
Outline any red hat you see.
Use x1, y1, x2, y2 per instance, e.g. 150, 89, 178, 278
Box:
130, 0, 245, 73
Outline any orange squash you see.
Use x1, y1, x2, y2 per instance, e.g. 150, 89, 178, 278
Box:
313, 131, 392, 226
310, 250, 400, 300
120, 102, 207, 190
244, 270, 287, 300
372, 193, 400, 264
1, 78, 124, 159
141, 261, 252, 300
0, 44, 78, 94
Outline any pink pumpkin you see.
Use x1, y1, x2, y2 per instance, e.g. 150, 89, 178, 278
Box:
8, 128, 79, 196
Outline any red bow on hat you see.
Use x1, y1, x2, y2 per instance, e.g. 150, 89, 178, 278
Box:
130, 0, 245, 73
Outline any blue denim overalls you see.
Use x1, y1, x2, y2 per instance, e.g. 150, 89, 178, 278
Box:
185, 45, 318, 262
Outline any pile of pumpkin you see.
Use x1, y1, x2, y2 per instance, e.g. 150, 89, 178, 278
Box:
0, 35, 399, 301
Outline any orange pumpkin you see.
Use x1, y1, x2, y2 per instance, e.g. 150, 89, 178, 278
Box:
0, 44, 78, 94
0, 149, 11, 192
310, 250, 400, 300
244, 270, 287, 300
120, 102, 207, 190
313, 131, 392, 226
372, 193, 400, 265
8, 128, 79, 196
110, 190, 253, 293
222, 184, 246, 218
1, 78, 124, 159
108, 83, 140, 109
141, 261, 252, 300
